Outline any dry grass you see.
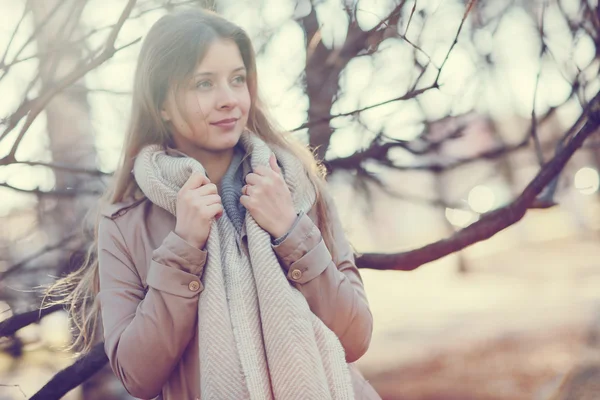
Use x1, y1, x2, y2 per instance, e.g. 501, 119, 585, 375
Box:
365, 326, 590, 400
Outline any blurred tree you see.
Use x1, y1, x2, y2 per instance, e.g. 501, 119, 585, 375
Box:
28, 1, 133, 398
0, 0, 599, 398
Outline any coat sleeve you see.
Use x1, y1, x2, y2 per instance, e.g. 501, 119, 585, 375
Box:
271, 188, 373, 363
97, 216, 207, 399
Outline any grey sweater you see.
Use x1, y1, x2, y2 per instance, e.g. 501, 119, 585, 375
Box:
220, 144, 302, 245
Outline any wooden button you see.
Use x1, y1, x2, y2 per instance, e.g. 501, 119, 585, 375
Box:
188, 281, 200, 291
291, 269, 302, 280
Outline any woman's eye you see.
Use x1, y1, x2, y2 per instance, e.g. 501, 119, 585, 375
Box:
196, 80, 212, 89
233, 75, 246, 85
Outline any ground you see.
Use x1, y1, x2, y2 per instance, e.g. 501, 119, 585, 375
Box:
355, 231, 600, 400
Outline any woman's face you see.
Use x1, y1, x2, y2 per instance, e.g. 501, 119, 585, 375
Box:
161, 39, 251, 155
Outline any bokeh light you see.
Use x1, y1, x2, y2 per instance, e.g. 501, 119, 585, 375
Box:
574, 167, 599, 195
468, 185, 496, 213
445, 207, 479, 228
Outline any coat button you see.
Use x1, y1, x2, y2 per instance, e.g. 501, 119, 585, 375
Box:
188, 281, 200, 291
291, 269, 302, 280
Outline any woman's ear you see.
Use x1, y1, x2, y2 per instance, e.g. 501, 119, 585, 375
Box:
160, 107, 171, 122
160, 92, 172, 122
160, 104, 171, 122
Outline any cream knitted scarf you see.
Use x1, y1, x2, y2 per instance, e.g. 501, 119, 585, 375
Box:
133, 131, 354, 399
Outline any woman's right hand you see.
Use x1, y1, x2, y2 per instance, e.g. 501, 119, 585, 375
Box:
174, 172, 223, 249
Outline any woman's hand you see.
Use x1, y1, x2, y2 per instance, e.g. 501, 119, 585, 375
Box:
174, 172, 223, 249
240, 153, 297, 239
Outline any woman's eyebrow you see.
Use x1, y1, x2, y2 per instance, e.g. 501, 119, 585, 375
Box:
194, 66, 246, 77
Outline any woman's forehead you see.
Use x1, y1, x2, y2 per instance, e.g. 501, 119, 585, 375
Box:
194, 39, 245, 75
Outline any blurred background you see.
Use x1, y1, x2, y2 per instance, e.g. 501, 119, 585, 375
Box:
1, 0, 600, 399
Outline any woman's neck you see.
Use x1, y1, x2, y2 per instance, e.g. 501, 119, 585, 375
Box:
177, 145, 235, 189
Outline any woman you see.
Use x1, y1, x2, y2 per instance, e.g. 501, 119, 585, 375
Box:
47, 8, 379, 400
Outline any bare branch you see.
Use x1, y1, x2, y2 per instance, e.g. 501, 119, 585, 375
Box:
2, 160, 110, 177
405, 0, 417, 36
0, 182, 102, 197
0, 0, 67, 82
0, 384, 27, 398
0, 24, 113, 72
434, 0, 476, 85
0, 0, 30, 67
530, 1, 547, 166
0, 304, 63, 338
0, 0, 139, 155
30, 343, 108, 400
326, 86, 571, 174
0, 233, 79, 281
292, 84, 438, 132
355, 92, 600, 271
2, 34, 140, 159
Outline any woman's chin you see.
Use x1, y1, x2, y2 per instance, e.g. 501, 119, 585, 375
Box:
203, 124, 244, 150
214, 130, 242, 149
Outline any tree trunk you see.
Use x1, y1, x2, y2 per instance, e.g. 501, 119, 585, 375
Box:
30, 1, 129, 399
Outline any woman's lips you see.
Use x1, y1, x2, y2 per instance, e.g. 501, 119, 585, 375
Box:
210, 118, 238, 130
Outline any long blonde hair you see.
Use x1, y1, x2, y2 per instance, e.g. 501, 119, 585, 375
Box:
43, 8, 336, 354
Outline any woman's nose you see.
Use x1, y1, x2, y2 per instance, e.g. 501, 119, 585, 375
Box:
216, 86, 238, 109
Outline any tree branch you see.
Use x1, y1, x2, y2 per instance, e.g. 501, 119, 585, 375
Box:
1, 160, 110, 177
0, 182, 102, 197
355, 92, 600, 271
434, 0, 476, 85
30, 343, 108, 400
0, 233, 79, 280
0, 304, 63, 338
292, 84, 438, 132
0, 0, 139, 156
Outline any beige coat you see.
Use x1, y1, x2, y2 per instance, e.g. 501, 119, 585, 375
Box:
97, 184, 381, 400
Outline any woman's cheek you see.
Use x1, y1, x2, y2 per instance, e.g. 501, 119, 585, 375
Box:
240, 91, 251, 115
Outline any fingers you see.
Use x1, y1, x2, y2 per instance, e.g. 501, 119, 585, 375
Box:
200, 194, 222, 206
181, 171, 210, 191
245, 170, 279, 185
242, 185, 252, 196
255, 156, 283, 178
204, 203, 224, 220
253, 165, 274, 177
244, 173, 261, 186
194, 182, 218, 196
240, 194, 251, 210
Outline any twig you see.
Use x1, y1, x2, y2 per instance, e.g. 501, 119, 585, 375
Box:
405, 0, 417, 36
3, 35, 140, 159
327, 89, 568, 174
2, 160, 110, 177
434, 0, 476, 85
0, 0, 67, 83
0, 24, 113, 72
0, 182, 102, 197
530, 1, 547, 166
0, 384, 27, 398
292, 84, 437, 131
0, 0, 30, 67
0, 233, 79, 280
0, 0, 139, 154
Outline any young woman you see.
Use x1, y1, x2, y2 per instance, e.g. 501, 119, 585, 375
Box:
48, 8, 380, 400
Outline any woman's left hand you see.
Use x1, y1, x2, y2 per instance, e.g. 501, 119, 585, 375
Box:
241, 153, 297, 239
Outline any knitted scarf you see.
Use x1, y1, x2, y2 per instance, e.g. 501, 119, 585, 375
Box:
133, 131, 354, 399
